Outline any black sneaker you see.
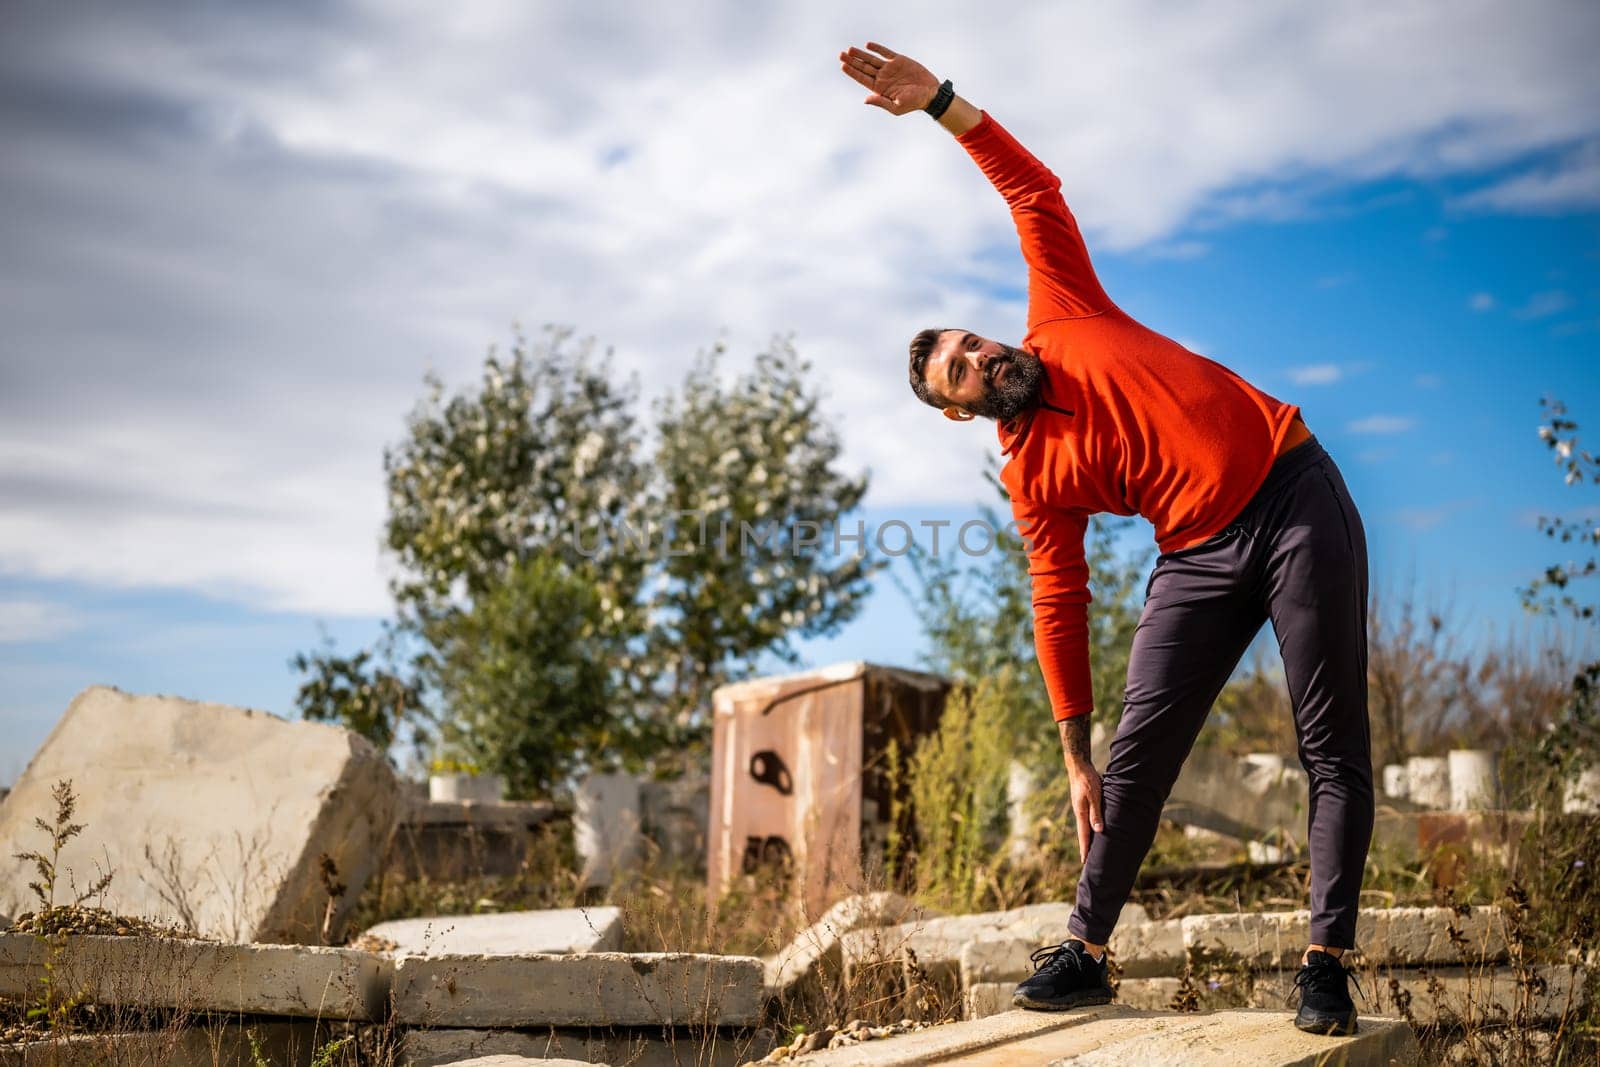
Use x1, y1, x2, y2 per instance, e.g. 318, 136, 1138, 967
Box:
1291, 950, 1360, 1036
1012, 939, 1114, 1011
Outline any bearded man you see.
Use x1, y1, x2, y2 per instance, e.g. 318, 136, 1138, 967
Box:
839, 42, 1374, 1037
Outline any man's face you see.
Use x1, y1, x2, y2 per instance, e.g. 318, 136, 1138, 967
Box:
925, 330, 1044, 421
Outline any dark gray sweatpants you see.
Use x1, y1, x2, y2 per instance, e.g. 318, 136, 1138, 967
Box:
1066, 435, 1373, 949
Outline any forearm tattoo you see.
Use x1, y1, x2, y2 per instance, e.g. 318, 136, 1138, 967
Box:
1058, 715, 1092, 763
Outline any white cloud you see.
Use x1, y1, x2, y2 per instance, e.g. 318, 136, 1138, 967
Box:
1469, 292, 1496, 312
1515, 290, 1575, 319
0, 601, 85, 644
1456, 140, 1600, 212
1289, 363, 1343, 385
1348, 415, 1417, 435
0, 0, 1597, 617
1415, 373, 1443, 388
1395, 499, 1482, 531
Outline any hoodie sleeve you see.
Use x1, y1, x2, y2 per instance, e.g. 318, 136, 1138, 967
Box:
1012, 493, 1096, 721
957, 111, 1113, 328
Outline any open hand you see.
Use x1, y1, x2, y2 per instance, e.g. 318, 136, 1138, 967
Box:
838, 42, 940, 115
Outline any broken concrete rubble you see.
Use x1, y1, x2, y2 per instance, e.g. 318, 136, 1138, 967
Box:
794, 1005, 1420, 1066
0, 932, 389, 1020
0, 686, 399, 945
1182, 906, 1506, 969
763, 892, 932, 996
840, 901, 1149, 989
402, 1026, 772, 1067
392, 951, 764, 1028
359, 906, 623, 957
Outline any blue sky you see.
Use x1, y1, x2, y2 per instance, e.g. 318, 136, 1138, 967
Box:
2, 2, 1598, 781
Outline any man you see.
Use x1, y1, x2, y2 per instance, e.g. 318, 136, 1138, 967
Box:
839, 42, 1374, 1037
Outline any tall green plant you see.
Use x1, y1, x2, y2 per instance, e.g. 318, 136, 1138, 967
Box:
900, 674, 1020, 912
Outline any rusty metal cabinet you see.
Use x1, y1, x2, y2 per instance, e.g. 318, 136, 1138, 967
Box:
708, 661, 948, 917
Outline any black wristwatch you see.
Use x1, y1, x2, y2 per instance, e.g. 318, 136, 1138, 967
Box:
924, 79, 955, 120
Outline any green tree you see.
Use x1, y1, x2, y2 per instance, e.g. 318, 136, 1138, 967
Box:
648, 337, 877, 726
377, 327, 658, 781
382, 326, 652, 677
289, 631, 425, 757
423, 554, 618, 798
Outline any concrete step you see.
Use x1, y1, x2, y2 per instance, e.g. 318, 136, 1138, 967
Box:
799, 1006, 1420, 1066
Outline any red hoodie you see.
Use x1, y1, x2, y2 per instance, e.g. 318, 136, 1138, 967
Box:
956, 112, 1303, 722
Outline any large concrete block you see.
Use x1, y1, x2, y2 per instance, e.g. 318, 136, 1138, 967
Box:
574, 772, 643, 890
0, 686, 399, 944
799, 1006, 1420, 1066
763, 892, 931, 996
0, 1022, 333, 1067
401, 1026, 773, 1067
0, 932, 389, 1020
360, 907, 622, 956
391, 952, 763, 1028
1249, 964, 1589, 1026
1158, 747, 1308, 844
959, 918, 1184, 987
841, 902, 1148, 987
1447, 750, 1498, 811
1182, 906, 1506, 970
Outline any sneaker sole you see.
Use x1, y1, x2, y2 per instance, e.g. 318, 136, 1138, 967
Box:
1013, 989, 1114, 1012
1294, 1008, 1358, 1036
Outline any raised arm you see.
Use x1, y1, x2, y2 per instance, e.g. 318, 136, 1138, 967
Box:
839, 42, 1113, 326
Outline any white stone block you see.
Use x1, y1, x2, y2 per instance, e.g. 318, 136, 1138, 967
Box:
0, 686, 399, 944
360, 906, 622, 957
1406, 756, 1451, 809
1447, 750, 1498, 811
763, 892, 929, 995
391, 951, 763, 1028
574, 771, 643, 889
1382, 763, 1409, 800
402, 1027, 772, 1067
1183, 905, 1506, 969
0, 932, 389, 1019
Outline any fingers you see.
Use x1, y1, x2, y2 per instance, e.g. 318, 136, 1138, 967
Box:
1074, 796, 1092, 864
840, 62, 875, 91
864, 93, 895, 111
1088, 782, 1105, 834
866, 41, 899, 58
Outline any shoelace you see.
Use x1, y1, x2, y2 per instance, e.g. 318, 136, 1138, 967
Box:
1029, 941, 1098, 979
1287, 955, 1366, 1007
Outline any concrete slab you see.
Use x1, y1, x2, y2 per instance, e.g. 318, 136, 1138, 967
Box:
360, 907, 623, 956
1249, 964, 1589, 1026
392, 952, 763, 1028
841, 902, 1148, 986
400, 1026, 772, 1066
763, 892, 931, 995
0, 686, 400, 944
0, 931, 389, 1020
0, 1020, 338, 1066
1183, 906, 1506, 969
960, 917, 1185, 988
801, 1007, 1419, 1066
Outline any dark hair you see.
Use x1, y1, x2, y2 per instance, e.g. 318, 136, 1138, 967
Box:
908, 327, 953, 409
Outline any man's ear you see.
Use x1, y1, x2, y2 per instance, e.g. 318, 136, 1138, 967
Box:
943, 406, 975, 423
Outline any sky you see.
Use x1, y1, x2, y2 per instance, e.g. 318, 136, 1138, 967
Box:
2, 1, 1598, 781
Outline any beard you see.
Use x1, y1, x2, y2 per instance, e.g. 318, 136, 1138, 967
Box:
964, 344, 1044, 421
